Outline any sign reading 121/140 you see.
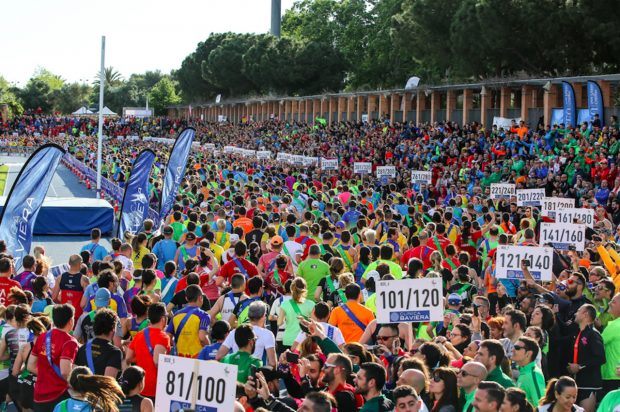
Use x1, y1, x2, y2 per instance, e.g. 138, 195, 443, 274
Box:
376, 278, 443, 324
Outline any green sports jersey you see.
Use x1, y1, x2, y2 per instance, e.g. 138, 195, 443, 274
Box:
221, 351, 262, 383
597, 388, 620, 412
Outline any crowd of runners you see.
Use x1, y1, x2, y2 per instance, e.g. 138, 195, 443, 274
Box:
0, 113, 619, 411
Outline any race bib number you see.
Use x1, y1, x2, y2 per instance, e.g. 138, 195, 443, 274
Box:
541, 197, 575, 218
555, 208, 594, 228
257, 150, 271, 160
321, 158, 338, 170
155, 355, 237, 412
490, 183, 516, 199
540, 222, 585, 251
411, 171, 432, 185
516, 189, 545, 206
376, 166, 396, 179
376, 278, 443, 323
495, 245, 554, 281
353, 162, 372, 174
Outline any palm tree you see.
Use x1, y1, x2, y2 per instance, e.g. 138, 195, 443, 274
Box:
93, 67, 123, 87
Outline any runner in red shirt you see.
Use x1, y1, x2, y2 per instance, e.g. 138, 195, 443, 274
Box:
295, 225, 317, 260
0, 257, 19, 306
30, 304, 79, 411
126, 302, 171, 399
215, 241, 258, 287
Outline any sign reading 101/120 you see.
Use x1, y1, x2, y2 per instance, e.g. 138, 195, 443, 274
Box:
376, 278, 443, 324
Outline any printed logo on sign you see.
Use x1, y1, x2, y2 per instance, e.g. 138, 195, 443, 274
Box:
128, 188, 148, 233
170, 401, 217, 412
8, 196, 35, 268
389, 311, 430, 322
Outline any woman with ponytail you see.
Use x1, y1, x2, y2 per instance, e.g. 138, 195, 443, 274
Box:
118, 366, 154, 412
501, 387, 534, 412
139, 269, 160, 303
278, 277, 315, 351
52, 366, 123, 412
10, 316, 46, 411
537, 376, 582, 412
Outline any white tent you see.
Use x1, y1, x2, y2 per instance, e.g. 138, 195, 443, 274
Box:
98, 106, 118, 117
72, 106, 93, 115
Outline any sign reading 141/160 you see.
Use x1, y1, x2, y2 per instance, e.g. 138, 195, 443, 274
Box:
376, 278, 443, 324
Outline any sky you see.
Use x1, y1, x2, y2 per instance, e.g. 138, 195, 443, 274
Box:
0, 0, 297, 86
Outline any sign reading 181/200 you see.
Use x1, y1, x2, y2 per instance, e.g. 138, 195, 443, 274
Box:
376, 278, 443, 324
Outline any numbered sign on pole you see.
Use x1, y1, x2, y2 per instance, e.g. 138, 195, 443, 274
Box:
321, 158, 338, 171
376, 166, 396, 179
516, 189, 545, 206
540, 222, 585, 251
257, 150, 272, 160
541, 197, 575, 219
411, 171, 432, 185
495, 245, 554, 281
555, 208, 594, 228
155, 355, 237, 412
376, 278, 443, 324
490, 183, 516, 199
353, 162, 372, 174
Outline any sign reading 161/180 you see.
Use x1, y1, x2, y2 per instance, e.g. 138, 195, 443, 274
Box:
376, 278, 443, 324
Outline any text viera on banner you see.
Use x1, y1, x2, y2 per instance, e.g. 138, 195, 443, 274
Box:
353, 162, 372, 174
490, 183, 516, 199
376, 166, 396, 178
495, 245, 554, 281
376, 278, 443, 324
555, 208, 594, 228
155, 355, 237, 412
541, 197, 575, 219
516, 189, 545, 206
540, 222, 586, 251
411, 171, 432, 185
321, 158, 338, 171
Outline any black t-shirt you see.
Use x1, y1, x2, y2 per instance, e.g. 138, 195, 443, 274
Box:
245, 229, 264, 247
75, 337, 122, 376
169, 290, 211, 312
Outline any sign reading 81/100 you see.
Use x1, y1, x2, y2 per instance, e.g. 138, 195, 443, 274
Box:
540, 222, 586, 251
376, 278, 443, 324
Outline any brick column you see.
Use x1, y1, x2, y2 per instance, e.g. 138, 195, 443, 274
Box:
416, 91, 427, 124
480, 88, 492, 128
357, 96, 363, 121
446, 90, 457, 123
378, 94, 388, 119
337, 97, 345, 122
572, 82, 584, 108
462, 89, 473, 125
543, 84, 560, 126
598, 80, 612, 108
520, 86, 534, 123
347, 96, 355, 121
500, 87, 511, 118
367, 95, 377, 120
430, 91, 440, 123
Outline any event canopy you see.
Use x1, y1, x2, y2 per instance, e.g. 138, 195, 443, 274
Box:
98, 106, 118, 117
71, 106, 93, 115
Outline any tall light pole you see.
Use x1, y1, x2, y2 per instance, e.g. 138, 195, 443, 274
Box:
97, 36, 105, 199
271, 0, 281, 37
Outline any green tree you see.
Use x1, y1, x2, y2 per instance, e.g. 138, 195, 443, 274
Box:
0, 76, 23, 116
94, 67, 123, 88
203, 33, 259, 96
148, 77, 181, 115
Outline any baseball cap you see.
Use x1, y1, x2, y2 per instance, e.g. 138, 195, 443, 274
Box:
271, 235, 283, 246
366, 270, 380, 283
335, 221, 346, 229
230, 234, 240, 244
163, 226, 173, 235
536, 293, 555, 305
447, 293, 462, 306
95, 288, 111, 308
186, 232, 197, 241
312, 201, 319, 208
224, 201, 232, 208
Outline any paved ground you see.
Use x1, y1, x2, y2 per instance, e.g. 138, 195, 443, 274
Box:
1, 155, 113, 264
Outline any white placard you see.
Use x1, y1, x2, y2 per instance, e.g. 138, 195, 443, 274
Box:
218, 115, 227, 122
516, 189, 545, 206
224, 146, 235, 153
11, 132, 18, 137
490, 183, 516, 199
361, 113, 369, 123
411, 170, 432, 185
542, 197, 575, 218
59, 133, 66, 138
257, 150, 271, 160
540, 222, 585, 251
495, 245, 554, 281
353, 162, 372, 174
376, 278, 443, 324
321, 158, 338, 171
205, 143, 215, 151
303, 156, 319, 166
376, 166, 396, 178
556, 208, 594, 228
155, 355, 237, 412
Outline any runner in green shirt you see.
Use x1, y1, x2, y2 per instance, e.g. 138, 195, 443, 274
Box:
297, 245, 330, 299
597, 388, 620, 412
220, 324, 262, 383
602, 294, 620, 388
513, 337, 546, 407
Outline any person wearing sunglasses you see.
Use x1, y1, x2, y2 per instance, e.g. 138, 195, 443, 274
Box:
428, 367, 458, 412
321, 353, 363, 411
511, 336, 545, 407
592, 278, 615, 329
456, 361, 487, 412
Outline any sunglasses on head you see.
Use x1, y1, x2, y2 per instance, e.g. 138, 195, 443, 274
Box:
567, 278, 583, 286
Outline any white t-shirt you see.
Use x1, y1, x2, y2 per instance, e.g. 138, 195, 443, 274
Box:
282, 241, 303, 270
269, 295, 291, 341
222, 324, 275, 362
294, 321, 345, 347
114, 255, 134, 275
